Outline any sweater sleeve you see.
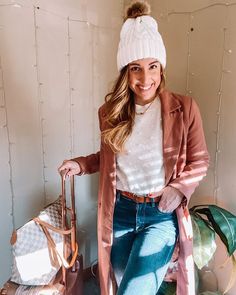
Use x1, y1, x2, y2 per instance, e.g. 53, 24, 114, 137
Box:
168, 98, 210, 202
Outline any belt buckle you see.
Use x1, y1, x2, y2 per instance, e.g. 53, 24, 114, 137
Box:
147, 193, 156, 203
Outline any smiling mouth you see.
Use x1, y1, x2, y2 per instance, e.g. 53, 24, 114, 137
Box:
138, 85, 152, 91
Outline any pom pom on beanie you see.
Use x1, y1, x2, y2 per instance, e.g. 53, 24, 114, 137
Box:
125, 1, 151, 20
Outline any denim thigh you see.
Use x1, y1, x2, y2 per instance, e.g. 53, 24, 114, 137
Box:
111, 192, 178, 295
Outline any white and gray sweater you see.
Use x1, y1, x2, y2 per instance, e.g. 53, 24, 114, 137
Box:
116, 97, 165, 195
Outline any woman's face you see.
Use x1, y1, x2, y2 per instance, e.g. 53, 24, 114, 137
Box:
128, 58, 161, 105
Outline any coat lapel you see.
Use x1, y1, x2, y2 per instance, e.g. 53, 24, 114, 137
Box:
160, 90, 184, 185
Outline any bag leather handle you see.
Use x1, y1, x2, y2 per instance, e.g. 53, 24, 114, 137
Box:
34, 171, 79, 288
33, 217, 73, 235
34, 218, 79, 269
60, 172, 78, 285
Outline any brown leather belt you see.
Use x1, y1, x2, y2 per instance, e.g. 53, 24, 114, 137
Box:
118, 190, 161, 203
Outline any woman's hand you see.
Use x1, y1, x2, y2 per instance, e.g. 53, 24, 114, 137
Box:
158, 186, 183, 213
58, 160, 81, 177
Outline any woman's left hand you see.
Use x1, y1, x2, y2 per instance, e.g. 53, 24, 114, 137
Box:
158, 186, 184, 213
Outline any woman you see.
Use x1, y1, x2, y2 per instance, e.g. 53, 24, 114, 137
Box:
58, 1, 209, 295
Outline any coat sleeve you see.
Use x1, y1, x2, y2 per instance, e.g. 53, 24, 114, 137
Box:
168, 98, 210, 202
72, 151, 100, 175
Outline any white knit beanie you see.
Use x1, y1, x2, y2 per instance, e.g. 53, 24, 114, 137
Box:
117, 2, 166, 71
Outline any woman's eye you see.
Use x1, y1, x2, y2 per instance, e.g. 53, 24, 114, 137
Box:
150, 64, 158, 69
130, 66, 140, 72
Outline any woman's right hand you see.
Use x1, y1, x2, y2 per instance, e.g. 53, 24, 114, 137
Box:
58, 160, 81, 177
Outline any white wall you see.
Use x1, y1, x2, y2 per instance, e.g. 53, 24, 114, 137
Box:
0, 0, 123, 285
151, 0, 236, 294
1, 0, 236, 293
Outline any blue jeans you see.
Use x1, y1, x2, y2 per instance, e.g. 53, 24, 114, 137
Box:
111, 191, 178, 295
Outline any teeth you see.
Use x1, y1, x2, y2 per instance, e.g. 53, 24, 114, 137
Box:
139, 85, 151, 90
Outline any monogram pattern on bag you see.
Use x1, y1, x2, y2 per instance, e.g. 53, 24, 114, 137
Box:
11, 197, 65, 286
14, 199, 62, 256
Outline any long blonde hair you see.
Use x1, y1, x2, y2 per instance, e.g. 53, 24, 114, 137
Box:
102, 65, 165, 153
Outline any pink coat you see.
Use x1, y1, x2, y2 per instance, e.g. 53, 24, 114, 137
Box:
74, 89, 210, 295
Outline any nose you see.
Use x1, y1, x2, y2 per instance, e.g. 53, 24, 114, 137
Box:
139, 69, 150, 85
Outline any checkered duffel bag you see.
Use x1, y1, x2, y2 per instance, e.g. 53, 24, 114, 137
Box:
1, 173, 83, 295
10, 196, 77, 286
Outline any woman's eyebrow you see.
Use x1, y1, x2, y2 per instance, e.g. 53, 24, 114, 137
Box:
129, 63, 140, 66
149, 60, 158, 65
129, 60, 159, 66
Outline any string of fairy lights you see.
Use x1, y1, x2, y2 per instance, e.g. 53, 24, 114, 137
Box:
0, 56, 16, 230
167, 2, 236, 15
185, 13, 193, 97
0, 5, 26, 231
92, 26, 98, 152
214, 26, 227, 206
0, 2, 235, 227
66, 16, 75, 159
33, 5, 47, 205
